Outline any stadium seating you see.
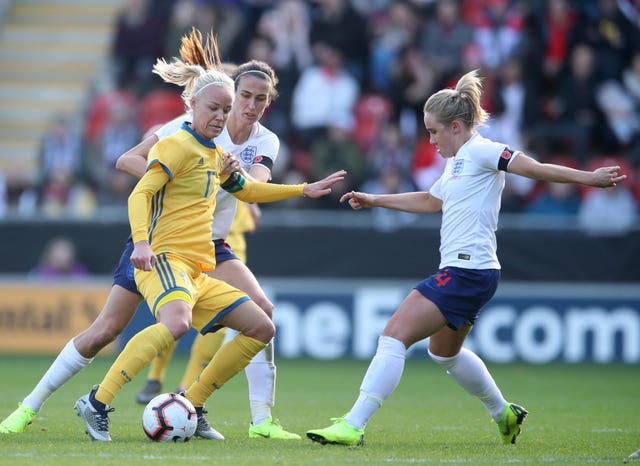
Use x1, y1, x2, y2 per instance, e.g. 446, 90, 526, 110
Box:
0, 0, 124, 183
137, 89, 185, 134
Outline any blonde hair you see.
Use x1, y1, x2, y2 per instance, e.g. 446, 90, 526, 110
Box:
423, 69, 489, 128
152, 28, 233, 110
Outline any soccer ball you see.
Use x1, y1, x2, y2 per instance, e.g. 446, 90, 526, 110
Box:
142, 393, 197, 442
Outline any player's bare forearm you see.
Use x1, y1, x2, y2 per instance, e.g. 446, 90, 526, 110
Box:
508, 153, 626, 187
341, 191, 442, 213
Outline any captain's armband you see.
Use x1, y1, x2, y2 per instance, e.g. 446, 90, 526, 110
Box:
498, 148, 515, 172
221, 171, 246, 193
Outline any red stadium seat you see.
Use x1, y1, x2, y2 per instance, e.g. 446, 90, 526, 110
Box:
352, 94, 394, 152
138, 90, 185, 134
84, 90, 138, 142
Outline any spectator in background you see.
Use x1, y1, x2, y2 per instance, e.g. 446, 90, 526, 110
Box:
443, 42, 497, 119
30, 237, 89, 279
419, 0, 473, 85
290, 42, 359, 149
388, 46, 436, 139
596, 79, 640, 153
367, 122, 414, 180
524, 155, 581, 217
481, 58, 537, 151
207, 1, 246, 60
578, 157, 637, 235
351, 93, 395, 154
539, 0, 581, 87
255, 0, 313, 137
500, 172, 536, 213
532, 42, 604, 163
164, 0, 246, 62
622, 50, 640, 107
524, 179, 581, 216
309, 0, 370, 82
39, 169, 96, 219
618, 0, 640, 27
2, 175, 37, 218
111, 0, 168, 95
38, 115, 82, 188
96, 97, 140, 204
361, 165, 417, 232
368, 0, 422, 94
583, 0, 639, 81
37, 115, 95, 218
622, 49, 640, 165
578, 183, 637, 236
471, 0, 525, 71
309, 125, 366, 208
164, 0, 214, 59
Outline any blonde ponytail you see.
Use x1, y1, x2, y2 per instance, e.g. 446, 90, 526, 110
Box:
423, 69, 489, 128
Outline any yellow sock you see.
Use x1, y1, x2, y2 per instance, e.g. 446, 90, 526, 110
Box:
96, 323, 174, 405
180, 329, 227, 389
147, 339, 178, 383
185, 333, 265, 408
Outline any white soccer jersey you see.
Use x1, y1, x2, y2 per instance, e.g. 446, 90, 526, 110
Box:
212, 122, 279, 240
429, 133, 519, 270
154, 116, 279, 241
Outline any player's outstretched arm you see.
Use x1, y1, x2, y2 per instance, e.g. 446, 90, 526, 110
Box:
508, 153, 627, 187
227, 170, 347, 203
340, 191, 442, 213
302, 170, 347, 198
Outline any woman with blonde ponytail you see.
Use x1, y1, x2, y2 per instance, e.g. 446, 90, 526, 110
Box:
307, 69, 627, 447
127, 28, 301, 441
0, 28, 346, 441
71, 25, 345, 442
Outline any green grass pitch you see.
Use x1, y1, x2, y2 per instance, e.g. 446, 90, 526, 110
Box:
0, 355, 637, 465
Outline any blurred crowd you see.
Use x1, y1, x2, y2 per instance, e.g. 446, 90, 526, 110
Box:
6, 0, 640, 235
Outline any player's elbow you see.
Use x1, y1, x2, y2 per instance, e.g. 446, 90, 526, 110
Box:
115, 155, 128, 172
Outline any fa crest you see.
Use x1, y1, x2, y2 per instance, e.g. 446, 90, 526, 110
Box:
452, 159, 464, 177
240, 146, 257, 165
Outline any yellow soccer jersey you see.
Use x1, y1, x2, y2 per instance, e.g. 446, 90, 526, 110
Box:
129, 122, 305, 272
129, 124, 224, 271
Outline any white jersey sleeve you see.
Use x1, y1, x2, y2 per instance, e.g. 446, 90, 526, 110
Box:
154, 114, 190, 140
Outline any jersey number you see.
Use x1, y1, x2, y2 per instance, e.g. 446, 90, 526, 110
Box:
204, 170, 216, 198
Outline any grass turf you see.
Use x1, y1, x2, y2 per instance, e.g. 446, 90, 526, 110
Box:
0, 355, 637, 465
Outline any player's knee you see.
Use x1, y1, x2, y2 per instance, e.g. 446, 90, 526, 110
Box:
245, 318, 275, 344
164, 319, 191, 340
254, 296, 274, 318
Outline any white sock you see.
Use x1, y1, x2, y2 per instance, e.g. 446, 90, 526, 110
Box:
22, 339, 93, 412
428, 347, 506, 421
245, 341, 275, 425
345, 336, 406, 429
